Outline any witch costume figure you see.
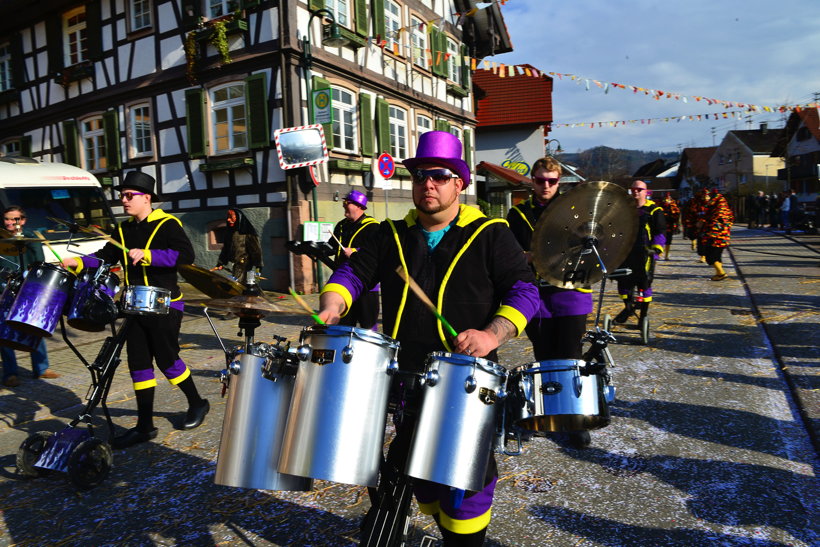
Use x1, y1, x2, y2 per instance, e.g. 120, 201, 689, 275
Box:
214, 208, 263, 284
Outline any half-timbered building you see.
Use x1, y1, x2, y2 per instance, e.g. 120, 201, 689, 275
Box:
0, 0, 511, 291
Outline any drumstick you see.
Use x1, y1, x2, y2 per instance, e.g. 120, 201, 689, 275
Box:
328, 231, 343, 247
89, 227, 130, 253
395, 265, 458, 338
33, 231, 64, 263
289, 287, 326, 325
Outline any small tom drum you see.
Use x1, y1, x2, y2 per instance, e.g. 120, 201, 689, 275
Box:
121, 285, 170, 315
66, 267, 121, 331
6, 262, 75, 337
0, 271, 40, 352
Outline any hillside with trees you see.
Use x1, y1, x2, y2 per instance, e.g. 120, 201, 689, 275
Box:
561, 147, 679, 181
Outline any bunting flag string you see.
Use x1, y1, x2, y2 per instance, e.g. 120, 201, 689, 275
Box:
551, 110, 757, 129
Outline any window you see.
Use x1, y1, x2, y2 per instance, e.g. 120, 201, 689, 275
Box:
385, 0, 401, 53
211, 83, 247, 154
411, 17, 427, 68
416, 115, 432, 137
324, 0, 350, 28
209, 0, 240, 19
0, 43, 10, 92
1, 140, 21, 157
331, 87, 357, 153
388, 105, 407, 160
130, 0, 152, 31
129, 103, 153, 158
446, 38, 461, 85
81, 116, 106, 172
64, 7, 88, 66
450, 126, 462, 142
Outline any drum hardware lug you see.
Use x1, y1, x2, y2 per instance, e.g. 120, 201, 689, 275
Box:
228, 359, 241, 375
496, 386, 507, 400
341, 344, 354, 363
464, 375, 477, 394
423, 369, 439, 387
540, 381, 563, 395
386, 359, 400, 375
477, 386, 495, 405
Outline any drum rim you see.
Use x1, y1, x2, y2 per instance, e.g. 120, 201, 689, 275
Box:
427, 351, 508, 378
123, 284, 171, 295
302, 324, 400, 349
513, 359, 584, 374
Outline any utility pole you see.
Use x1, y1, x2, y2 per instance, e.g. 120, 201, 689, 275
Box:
711, 127, 716, 146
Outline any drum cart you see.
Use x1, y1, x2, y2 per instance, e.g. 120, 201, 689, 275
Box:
602, 284, 651, 345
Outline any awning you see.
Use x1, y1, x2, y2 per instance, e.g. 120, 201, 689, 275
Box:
476, 161, 531, 187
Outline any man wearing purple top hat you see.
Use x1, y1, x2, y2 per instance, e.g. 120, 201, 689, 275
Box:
318, 131, 538, 545
328, 190, 380, 329
62, 171, 209, 449
506, 156, 594, 448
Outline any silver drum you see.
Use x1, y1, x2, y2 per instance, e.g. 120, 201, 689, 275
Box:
121, 285, 170, 315
278, 325, 399, 487
406, 352, 508, 492
214, 344, 312, 491
507, 360, 612, 433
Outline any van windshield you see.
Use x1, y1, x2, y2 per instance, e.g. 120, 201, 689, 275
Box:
0, 186, 116, 239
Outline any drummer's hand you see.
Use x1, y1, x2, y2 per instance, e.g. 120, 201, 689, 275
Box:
453, 329, 497, 358
342, 247, 355, 258
61, 258, 79, 269
317, 292, 346, 325
128, 248, 146, 265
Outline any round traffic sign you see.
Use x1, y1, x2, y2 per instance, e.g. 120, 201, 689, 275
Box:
377, 152, 395, 179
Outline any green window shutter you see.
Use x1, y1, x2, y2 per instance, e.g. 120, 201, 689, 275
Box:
354, 0, 368, 36
309, 0, 324, 11
103, 109, 121, 170
181, 2, 202, 30
359, 93, 373, 157
311, 75, 333, 149
85, 1, 102, 61
463, 128, 472, 170
10, 34, 24, 89
20, 136, 32, 158
436, 119, 450, 132
431, 29, 444, 77
62, 120, 78, 166
185, 88, 207, 159
372, 0, 385, 41
46, 17, 63, 73
245, 73, 270, 149
460, 44, 471, 90
376, 98, 390, 154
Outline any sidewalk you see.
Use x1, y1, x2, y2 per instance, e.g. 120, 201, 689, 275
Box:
0, 231, 816, 546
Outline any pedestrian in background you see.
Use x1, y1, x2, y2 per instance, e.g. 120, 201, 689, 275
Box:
212, 208, 262, 285
700, 191, 734, 281
660, 192, 681, 260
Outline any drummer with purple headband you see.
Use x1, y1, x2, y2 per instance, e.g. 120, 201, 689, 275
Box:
318, 131, 538, 546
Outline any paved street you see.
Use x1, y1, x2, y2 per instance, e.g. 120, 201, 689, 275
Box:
0, 228, 817, 546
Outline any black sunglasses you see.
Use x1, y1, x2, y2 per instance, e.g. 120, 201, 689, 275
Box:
412, 168, 458, 185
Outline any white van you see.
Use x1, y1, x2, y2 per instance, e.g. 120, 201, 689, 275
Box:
0, 157, 117, 263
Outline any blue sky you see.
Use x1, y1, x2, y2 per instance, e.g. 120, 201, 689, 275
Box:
484, 0, 820, 154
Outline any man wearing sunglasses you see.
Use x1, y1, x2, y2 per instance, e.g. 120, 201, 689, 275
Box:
506, 157, 594, 448
62, 171, 209, 449
317, 131, 538, 546
328, 190, 380, 329
613, 180, 666, 325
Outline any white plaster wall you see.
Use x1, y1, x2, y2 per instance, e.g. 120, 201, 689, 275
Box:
161, 162, 192, 194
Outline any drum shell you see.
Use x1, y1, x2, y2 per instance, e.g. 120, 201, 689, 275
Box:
121, 285, 170, 315
66, 281, 118, 332
0, 275, 39, 352
406, 352, 507, 492
6, 262, 74, 337
215, 349, 312, 491
508, 360, 610, 433
278, 325, 397, 487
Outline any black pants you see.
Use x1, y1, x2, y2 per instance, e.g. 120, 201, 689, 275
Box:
126, 307, 185, 381
525, 315, 588, 360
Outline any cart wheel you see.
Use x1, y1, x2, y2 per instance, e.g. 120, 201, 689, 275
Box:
67, 438, 113, 490
16, 431, 54, 477
602, 314, 612, 333
640, 315, 650, 345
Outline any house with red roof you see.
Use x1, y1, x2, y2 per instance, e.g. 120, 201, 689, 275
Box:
772, 108, 819, 202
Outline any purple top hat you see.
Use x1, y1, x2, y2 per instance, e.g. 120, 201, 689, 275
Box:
345, 190, 368, 210
402, 131, 471, 188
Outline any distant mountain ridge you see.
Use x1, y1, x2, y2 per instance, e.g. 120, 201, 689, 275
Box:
560, 146, 679, 181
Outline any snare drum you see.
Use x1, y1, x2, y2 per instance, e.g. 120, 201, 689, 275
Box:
215, 343, 313, 491
121, 285, 170, 315
0, 272, 40, 352
66, 267, 121, 331
6, 262, 75, 337
278, 325, 399, 487
507, 360, 612, 433
405, 352, 508, 492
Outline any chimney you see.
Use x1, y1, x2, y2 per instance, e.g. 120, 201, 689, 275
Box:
760, 122, 768, 133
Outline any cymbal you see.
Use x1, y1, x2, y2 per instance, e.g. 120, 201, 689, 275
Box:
179, 264, 245, 299
0, 237, 43, 244
201, 294, 283, 316
0, 237, 42, 256
531, 181, 638, 289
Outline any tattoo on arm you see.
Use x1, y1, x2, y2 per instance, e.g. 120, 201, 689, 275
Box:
487, 316, 517, 346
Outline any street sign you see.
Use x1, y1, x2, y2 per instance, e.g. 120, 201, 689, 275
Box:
377, 152, 395, 179
312, 89, 332, 125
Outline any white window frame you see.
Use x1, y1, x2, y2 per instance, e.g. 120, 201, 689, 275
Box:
416, 114, 432, 138
0, 43, 11, 93
325, 0, 351, 28
128, 102, 154, 159
411, 17, 427, 69
64, 7, 88, 67
130, 0, 153, 31
331, 87, 358, 154
384, 0, 401, 53
210, 82, 248, 155
388, 105, 407, 161
81, 115, 106, 172
208, 0, 240, 19
446, 38, 461, 85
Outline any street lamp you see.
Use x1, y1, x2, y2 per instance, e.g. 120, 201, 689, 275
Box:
545, 138, 563, 156
302, 9, 350, 288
